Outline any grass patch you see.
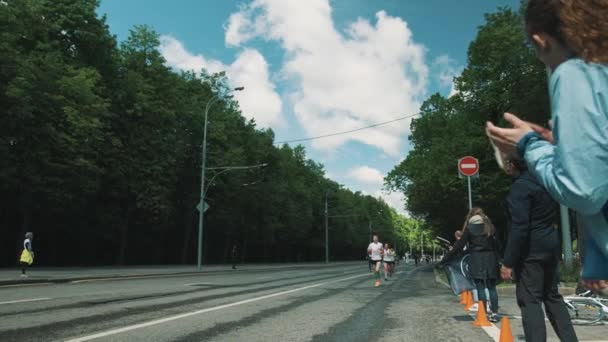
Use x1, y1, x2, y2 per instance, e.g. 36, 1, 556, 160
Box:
559, 258, 582, 283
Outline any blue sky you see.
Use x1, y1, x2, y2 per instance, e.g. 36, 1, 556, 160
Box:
98, 0, 519, 214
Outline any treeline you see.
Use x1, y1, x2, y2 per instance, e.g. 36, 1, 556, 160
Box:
0, 0, 407, 266
385, 7, 576, 244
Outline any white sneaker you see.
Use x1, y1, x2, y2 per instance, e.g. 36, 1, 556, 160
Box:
468, 303, 479, 312
488, 313, 499, 323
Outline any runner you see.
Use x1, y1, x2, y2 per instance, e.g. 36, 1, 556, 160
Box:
383, 243, 395, 279
367, 234, 384, 287
367, 240, 374, 272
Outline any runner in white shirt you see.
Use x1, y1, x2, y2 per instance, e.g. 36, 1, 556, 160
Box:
383, 244, 395, 280
367, 234, 384, 287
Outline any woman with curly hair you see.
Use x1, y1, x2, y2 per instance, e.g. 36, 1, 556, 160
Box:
487, 0, 608, 293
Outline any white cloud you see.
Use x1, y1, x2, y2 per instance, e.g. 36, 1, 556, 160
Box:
227, 49, 284, 127
433, 54, 461, 97
225, 0, 428, 156
347, 166, 385, 185
159, 35, 284, 128
160, 35, 226, 74
345, 166, 407, 215
376, 190, 408, 216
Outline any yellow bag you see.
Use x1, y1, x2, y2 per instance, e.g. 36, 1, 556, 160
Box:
20, 249, 33, 265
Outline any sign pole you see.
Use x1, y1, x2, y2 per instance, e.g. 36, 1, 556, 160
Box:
467, 176, 472, 210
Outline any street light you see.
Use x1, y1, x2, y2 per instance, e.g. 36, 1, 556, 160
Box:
205, 163, 268, 195
198, 86, 244, 270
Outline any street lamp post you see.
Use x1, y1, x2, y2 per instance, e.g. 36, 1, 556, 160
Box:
198, 86, 244, 270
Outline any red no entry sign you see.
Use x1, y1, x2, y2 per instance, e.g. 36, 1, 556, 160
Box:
458, 156, 479, 177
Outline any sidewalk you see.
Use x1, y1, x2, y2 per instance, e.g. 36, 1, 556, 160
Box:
0, 262, 358, 286
433, 267, 608, 341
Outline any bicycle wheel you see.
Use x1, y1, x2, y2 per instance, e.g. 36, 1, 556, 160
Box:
567, 300, 604, 325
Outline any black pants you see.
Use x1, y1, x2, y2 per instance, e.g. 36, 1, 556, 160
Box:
515, 256, 578, 342
20, 261, 28, 275
231, 257, 237, 269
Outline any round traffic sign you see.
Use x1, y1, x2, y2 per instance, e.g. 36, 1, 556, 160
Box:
458, 156, 479, 177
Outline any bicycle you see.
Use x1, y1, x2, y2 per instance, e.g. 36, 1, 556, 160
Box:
563, 290, 608, 325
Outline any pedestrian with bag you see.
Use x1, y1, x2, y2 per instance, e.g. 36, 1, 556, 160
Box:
19, 232, 34, 278
443, 208, 501, 322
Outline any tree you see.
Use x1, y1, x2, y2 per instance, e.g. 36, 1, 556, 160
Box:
0, 0, 410, 266
385, 7, 549, 241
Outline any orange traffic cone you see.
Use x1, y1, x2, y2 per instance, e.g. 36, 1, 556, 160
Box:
472, 301, 492, 327
499, 316, 514, 342
464, 291, 474, 311
459, 291, 467, 304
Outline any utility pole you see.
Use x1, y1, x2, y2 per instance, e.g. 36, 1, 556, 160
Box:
420, 234, 423, 256
325, 193, 329, 264
198, 86, 244, 270
560, 205, 573, 268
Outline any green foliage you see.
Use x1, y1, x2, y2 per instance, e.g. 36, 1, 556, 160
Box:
385, 7, 550, 240
0, 0, 407, 265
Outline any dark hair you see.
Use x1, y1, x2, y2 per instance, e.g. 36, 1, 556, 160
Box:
525, 0, 608, 63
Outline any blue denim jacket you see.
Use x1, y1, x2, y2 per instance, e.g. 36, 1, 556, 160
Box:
518, 58, 608, 280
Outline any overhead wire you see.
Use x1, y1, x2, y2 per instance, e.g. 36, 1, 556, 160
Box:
274, 112, 421, 144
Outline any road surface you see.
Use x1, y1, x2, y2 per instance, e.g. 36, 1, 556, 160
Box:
0, 263, 606, 341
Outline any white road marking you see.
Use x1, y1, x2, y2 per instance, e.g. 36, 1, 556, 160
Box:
65, 272, 370, 342
70, 273, 203, 284
509, 315, 549, 322
0, 297, 52, 305
480, 323, 501, 341
183, 282, 214, 286
0, 282, 52, 289
467, 312, 501, 342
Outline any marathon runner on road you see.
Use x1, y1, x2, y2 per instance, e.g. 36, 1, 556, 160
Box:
383, 243, 395, 280
367, 234, 384, 287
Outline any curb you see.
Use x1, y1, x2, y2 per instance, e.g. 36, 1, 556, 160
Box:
0, 262, 358, 287
0, 272, 204, 287
432, 266, 576, 297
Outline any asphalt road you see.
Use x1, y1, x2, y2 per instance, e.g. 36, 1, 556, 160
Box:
0, 262, 496, 342
2, 263, 606, 342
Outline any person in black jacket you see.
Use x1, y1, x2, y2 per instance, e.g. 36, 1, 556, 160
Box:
500, 158, 577, 342
443, 207, 500, 322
